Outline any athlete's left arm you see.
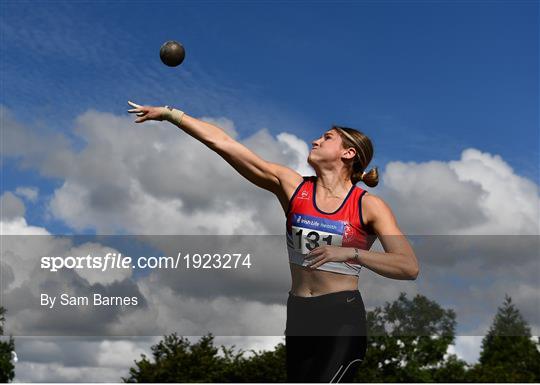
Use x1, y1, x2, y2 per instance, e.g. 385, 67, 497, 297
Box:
356, 194, 419, 280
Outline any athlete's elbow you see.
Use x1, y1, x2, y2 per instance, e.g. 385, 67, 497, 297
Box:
402, 253, 419, 280
207, 132, 234, 151
407, 265, 419, 280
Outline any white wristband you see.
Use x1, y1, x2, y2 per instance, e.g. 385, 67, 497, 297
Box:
164, 105, 185, 125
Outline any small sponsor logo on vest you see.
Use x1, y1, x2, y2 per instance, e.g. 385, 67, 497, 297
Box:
299, 190, 310, 200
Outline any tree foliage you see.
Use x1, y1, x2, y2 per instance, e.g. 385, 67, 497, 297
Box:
122, 292, 539, 382
122, 332, 286, 382
467, 294, 540, 382
0, 307, 15, 382
353, 292, 465, 382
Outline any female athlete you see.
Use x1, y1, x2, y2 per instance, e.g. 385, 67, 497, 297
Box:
127, 100, 419, 383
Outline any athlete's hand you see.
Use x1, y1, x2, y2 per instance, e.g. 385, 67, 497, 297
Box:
127, 100, 168, 123
304, 245, 356, 269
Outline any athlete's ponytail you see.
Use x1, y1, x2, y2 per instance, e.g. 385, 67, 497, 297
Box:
332, 125, 379, 188
356, 166, 379, 188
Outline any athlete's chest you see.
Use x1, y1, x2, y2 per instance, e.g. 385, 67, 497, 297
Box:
286, 184, 365, 251
288, 181, 361, 222
314, 194, 350, 213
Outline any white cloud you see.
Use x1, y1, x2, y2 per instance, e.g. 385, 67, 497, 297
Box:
450, 336, 483, 364
0, 217, 50, 236
96, 339, 151, 368
14, 361, 131, 382
11, 335, 286, 382
14, 187, 39, 203
0, 192, 25, 221
107, 275, 287, 336
381, 151, 539, 235
5, 105, 537, 237
448, 149, 539, 235
12, 109, 308, 235
0, 217, 290, 381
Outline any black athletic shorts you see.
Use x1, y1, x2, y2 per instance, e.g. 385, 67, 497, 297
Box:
285, 289, 368, 383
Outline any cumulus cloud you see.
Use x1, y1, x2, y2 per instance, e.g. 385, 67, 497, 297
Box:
0, 106, 76, 179
450, 336, 483, 364
4, 105, 537, 237
376, 149, 539, 337
1, 231, 290, 337
11, 335, 286, 382
14, 186, 39, 203
0, 107, 310, 235
0, 192, 25, 220
380, 151, 539, 236
0, 216, 291, 381
0, 217, 49, 235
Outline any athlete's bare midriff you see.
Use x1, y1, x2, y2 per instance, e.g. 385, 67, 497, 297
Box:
289, 263, 359, 297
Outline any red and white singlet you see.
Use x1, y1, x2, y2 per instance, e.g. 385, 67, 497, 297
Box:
286, 175, 376, 276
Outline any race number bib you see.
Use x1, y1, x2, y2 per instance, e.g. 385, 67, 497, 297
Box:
287, 214, 345, 254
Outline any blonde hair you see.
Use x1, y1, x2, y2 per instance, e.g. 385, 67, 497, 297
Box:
332, 125, 379, 187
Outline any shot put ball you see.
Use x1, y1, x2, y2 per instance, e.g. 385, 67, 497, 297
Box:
160, 40, 185, 67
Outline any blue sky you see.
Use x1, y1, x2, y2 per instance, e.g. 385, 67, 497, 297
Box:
2, 1, 537, 182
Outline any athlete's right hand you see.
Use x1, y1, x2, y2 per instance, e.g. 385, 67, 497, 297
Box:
127, 100, 168, 123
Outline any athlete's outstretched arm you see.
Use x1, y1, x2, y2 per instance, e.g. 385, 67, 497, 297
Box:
127, 101, 302, 195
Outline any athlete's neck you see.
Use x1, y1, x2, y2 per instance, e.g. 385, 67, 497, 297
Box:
315, 172, 353, 199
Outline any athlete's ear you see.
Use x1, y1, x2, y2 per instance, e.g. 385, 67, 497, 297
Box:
342, 147, 356, 160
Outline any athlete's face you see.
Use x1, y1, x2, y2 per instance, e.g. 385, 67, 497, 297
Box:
308, 129, 345, 165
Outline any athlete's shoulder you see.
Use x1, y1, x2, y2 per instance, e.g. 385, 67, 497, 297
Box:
361, 191, 383, 208
295, 175, 316, 187
360, 193, 396, 227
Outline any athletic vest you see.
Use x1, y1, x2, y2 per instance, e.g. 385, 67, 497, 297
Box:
285, 175, 375, 276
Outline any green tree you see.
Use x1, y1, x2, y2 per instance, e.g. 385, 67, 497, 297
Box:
355, 292, 468, 382
124, 292, 540, 382
429, 354, 470, 383
0, 307, 15, 382
467, 294, 540, 382
230, 342, 286, 382
122, 332, 286, 382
